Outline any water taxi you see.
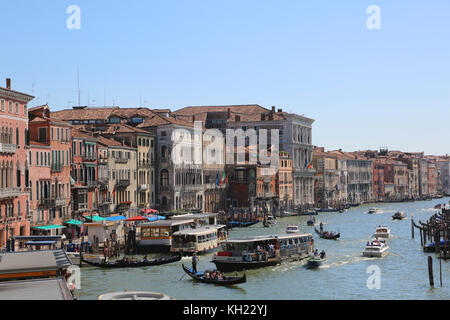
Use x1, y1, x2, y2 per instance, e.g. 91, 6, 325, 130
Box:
392, 211, 407, 220
211, 233, 313, 272
170, 225, 227, 255
367, 208, 380, 214
306, 256, 325, 268
362, 239, 389, 257
373, 226, 390, 238
286, 225, 300, 233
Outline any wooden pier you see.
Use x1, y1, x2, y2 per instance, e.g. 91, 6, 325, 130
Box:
412, 207, 450, 259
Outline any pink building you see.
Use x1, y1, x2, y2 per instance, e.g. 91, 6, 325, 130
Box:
0, 78, 34, 248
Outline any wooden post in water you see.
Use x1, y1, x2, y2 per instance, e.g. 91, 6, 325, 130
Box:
411, 216, 414, 239
428, 256, 434, 287
420, 229, 423, 247
440, 257, 442, 287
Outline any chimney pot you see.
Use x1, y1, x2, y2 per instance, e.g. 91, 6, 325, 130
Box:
6, 78, 11, 90
278, 108, 282, 113
271, 106, 276, 112
227, 108, 231, 119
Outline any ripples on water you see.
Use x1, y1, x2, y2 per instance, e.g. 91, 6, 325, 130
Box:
76, 198, 450, 300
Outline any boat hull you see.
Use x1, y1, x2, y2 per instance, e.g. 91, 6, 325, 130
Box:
182, 265, 246, 285
307, 258, 324, 268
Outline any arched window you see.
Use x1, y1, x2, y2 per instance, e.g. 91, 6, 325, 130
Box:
160, 170, 169, 187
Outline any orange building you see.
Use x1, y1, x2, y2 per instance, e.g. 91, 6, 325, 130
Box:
28, 105, 73, 234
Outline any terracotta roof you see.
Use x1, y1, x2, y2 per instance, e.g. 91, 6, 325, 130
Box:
96, 135, 125, 147
29, 140, 50, 147
72, 128, 97, 140
52, 107, 120, 121
137, 112, 194, 128
102, 123, 152, 135
173, 105, 287, 123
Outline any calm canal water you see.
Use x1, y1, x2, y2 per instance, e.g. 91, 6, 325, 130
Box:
76, 197, 450, 300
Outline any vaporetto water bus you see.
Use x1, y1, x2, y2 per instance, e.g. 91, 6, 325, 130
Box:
170, 225, 227, 256
211, 233, 313, 272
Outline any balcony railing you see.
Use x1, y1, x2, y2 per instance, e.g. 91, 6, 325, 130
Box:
98, 158, 108, 165
115, 157, 128, 164
0, 143, 17, 154
51, 163, 62, 172
0, 188, 21, 200
74, 203, 88, 212
83, 153, 97, 161
115, 179, 130, 188
86, 180, 98, 188
39, 197, 69, 207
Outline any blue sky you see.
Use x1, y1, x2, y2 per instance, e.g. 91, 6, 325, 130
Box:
2, 1, 449, 155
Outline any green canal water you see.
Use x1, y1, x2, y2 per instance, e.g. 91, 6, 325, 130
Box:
75, 197, 450, 300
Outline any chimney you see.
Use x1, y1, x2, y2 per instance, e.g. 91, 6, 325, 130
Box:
6, 78, 11, 90
227, 108, 231, 119
271, 106, 276, 112
278, 108, 282, 113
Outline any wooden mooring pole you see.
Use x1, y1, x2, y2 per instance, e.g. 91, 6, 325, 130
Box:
428, 256, 434, 287
411, 216, 414, 239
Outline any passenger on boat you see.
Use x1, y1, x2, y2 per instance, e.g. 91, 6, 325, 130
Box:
314, 249, 319, 257
319, 250, 326, 259
142, 255, 148, 262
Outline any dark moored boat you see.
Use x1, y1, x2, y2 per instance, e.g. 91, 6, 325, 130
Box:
81, 254, 181, 268
392, 211, 407, 220
182, 264, 246, 285
315, 228, 340, 240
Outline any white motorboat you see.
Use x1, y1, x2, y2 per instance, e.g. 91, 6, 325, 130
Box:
286, 225, 300, 233
373, 226, 390, 238
362, 239, 389, 257
367, 208, 380, 214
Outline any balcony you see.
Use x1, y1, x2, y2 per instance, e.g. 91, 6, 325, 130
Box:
115, 179, 130, 189
51, 163, 62, 172
138, 161, 153, 168
115, 157, 128, 164
98, 158, 108, 165
83, 153, 97, 161
0, 188, 21, 200
39, 197, 69, 207
0, 143, 17, 154
86, 180, 98, 188
74, 203, 88, 212
139, 184, 148, 191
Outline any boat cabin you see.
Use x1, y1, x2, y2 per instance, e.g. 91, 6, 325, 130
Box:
170, 225, 227, 255
170, 213, 218, 227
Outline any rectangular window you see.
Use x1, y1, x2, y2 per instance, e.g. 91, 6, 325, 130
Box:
51, 128, 54, 140
57, 128, 60, 140
15, 103, 19, 114
38, 128, 47, 141
0, 100, 4, 111
9, 101, 12, 113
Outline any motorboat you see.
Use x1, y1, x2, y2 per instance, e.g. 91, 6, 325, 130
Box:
362, 239, 389, 257
373, 226, 390, 238
263, 216, 277, 227
286, 225, 300, 233
306, 256, 325, 268
367, 208, 380, 214
307, 217, 315, 226
392, 211, 407, 220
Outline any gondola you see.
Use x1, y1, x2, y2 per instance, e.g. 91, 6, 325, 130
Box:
182, 264, 246, 285
81, 254, 181, 268
314, 228, 340, 240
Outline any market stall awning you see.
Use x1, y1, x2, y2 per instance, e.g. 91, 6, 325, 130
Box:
64, 219, 83, 226
125, 216, 149, 222
85, 215, 106, 222
32, 225, 66, 231
145, 214, 166, 221
105, 215, 127, 222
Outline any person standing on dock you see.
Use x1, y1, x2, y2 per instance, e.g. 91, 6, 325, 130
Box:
192, 253, 199, 273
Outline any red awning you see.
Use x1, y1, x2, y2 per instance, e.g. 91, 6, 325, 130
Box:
125, 216, 149, 222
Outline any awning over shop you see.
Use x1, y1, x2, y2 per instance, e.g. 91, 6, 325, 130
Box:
32, 225, 67, 231
105, 215, 127, 222
64, 219, 83, 226
141, 208, 159, 214
145, 214, 167, 221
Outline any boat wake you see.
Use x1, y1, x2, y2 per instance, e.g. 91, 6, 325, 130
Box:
327, 255, 374, 268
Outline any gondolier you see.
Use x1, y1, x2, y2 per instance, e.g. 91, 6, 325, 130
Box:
319, 222, 323, 233
192, 253, 199, 273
